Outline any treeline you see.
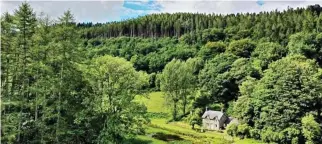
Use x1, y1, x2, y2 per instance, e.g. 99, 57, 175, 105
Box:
79, 4, 322, 40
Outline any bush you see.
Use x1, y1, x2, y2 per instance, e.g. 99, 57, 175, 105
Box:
261, 127, 280, 143
187, 108, 202, 129
301, 114, 321, 144
278, 127, 301, 144
226, 123, 238, 136
237, 123, 250, 139
250, 128, 261, 140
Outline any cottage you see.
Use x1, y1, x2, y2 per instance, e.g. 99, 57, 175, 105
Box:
202, 110, 228, 130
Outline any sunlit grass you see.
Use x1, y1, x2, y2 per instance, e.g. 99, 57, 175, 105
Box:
135, 92, 169, 114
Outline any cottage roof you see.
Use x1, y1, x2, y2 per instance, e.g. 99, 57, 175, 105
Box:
202, 110, 225, 120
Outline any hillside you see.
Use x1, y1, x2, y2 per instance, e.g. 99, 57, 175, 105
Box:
79, 4, 322, 40
2, 2, 322, 144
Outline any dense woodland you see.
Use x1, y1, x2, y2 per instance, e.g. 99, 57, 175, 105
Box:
1, 2, 322, 144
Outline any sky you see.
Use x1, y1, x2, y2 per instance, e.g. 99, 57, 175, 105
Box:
1, 0, 322, 23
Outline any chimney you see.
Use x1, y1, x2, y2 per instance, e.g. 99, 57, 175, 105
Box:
206, 106, 208, 111
221, 108, 224, 113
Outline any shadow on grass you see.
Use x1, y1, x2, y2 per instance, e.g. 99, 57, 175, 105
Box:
152, 132, 183, 141
124, 138, 153, 144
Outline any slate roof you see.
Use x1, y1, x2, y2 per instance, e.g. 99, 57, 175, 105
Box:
202, 110, 224, 120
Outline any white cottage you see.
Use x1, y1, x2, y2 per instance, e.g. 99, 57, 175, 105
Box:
202, 110, 228, 130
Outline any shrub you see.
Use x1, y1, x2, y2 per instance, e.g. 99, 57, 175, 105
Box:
261, 127, 280, 143
226, 123, 238, 136
278, 127, 301, 144
237, 123, 250, 139
250, 128, 261, 140
301, 114, 321, 144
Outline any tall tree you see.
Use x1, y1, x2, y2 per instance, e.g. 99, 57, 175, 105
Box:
30, 12, 54, 142
48, 10, 83, 143
13, 2, 37, 142
78, 55, 149, 143
160, 59, 195, 120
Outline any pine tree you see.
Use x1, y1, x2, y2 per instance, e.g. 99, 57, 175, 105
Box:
13, 2, 37, 142
1, 12, 19, 143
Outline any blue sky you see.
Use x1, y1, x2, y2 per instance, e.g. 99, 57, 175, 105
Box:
1, 0, 322, 23
120, 0, 162, 20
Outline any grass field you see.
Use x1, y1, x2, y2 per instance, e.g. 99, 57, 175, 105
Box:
136, 92, 169, 113
135, 92, 264, 144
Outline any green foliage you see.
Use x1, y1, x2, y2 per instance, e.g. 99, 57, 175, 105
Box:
198, 41, 226, 60
198, 54, 258, 109
227, 39, 256, 57
79, 55, 149, 143
185, 57, 204, 75
279, 127, 301, 144
200, 28, 225, 44
229, 58, 260, 81
235, 55, 322, 143
198, 53, 238, 105
249, 128, 261, 140
79, 6, 321, 41
288, 32, 322, 65
237, 124, 251, 139
225, 101, 235, 116
301, 114, 321, 144
226, 123, 238, 136
160, 59, 196, 120
233, 77, 257, 124
187, 108, 203, 129
260, 127, 280, 143
252, 42, 288, 70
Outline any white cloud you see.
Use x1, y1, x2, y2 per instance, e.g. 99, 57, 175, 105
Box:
1, 1, 125, 23
155, 0, 322, 14
1, 0, 322, 23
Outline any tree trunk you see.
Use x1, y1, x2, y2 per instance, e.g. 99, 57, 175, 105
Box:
173, 98, 178, 121
183, 93, 187, 115
18, 19, 28, 142
35, 69, 39, 121
173, 102, 177, 120
56, 63, 63, 143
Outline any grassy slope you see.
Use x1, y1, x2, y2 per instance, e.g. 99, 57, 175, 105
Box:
136, 92, 168, 113
135, 92, 264, 144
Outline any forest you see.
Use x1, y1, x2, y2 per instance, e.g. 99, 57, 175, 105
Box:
1, 2, 322, 144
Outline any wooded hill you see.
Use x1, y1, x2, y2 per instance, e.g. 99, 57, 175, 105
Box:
79, 4, 322, 40
1, 2, 322, 144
